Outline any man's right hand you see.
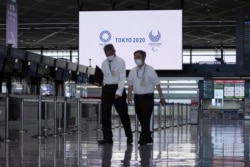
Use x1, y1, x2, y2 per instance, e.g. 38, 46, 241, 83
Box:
128, 96, 132, 105
94, 82, 101, 86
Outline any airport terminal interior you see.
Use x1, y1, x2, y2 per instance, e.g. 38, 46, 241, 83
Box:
1, 0, 250, 166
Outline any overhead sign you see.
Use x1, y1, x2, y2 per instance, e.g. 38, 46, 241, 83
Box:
79, 10, 183, 70
6, 0, 18, 48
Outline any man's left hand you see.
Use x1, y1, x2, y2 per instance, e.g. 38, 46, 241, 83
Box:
160, 98, 166, 106
115, 94, 121, 99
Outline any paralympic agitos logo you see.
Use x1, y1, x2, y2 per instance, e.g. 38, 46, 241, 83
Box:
148, 30, 162, 52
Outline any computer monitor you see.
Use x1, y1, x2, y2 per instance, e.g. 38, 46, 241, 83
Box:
55, 68, 64, 81
42, 56, 55, 67
0, 55, 6, 71
37, 64, 50, 77
78, 64, 87, 73
28, 62, 38, 77
62, 69, 70, 81
55, 59, 67, 69
40, 84, 55, 96
0, 45, 9, 72
27, 52, 42, 63
10, 48, 26, 60
67, 62, 78, 71
76, 72, 84, 84
87, 66, 95, 75
3, 56, 15, 73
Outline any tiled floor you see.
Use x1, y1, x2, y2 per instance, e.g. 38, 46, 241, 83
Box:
0, 119, 249, 167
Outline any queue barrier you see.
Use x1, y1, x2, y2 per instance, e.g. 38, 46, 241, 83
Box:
0, 93, 102, 141
0, 93, 191, 142
129, 102, 191, 133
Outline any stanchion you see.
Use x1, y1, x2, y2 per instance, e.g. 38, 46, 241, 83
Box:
181, 103, 183, 126
157, 104, 162, 131
19, 98, 28, 133
49, 96, 59, 137
61, 98, 68, 135
171, 103, 174, 128
4, 94, 13, 142
57, 99, 62, 132
32, 95, 44, 139
187, 104, 190, 124
43, 102, 50, 135
135, 113, 139, 133
73, 98, 84, 133
177, 103, 181, 127
151, 107, 154, 132
185, 104, 188, 125
97, 103, 101, 131
163, 105, 167, 129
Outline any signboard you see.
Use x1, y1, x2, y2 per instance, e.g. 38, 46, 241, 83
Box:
79, 10, 183, 70
214, 80, 245, 99
6, 0, 18, 48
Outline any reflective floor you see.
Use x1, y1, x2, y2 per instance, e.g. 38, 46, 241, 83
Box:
0, 119, 250, 167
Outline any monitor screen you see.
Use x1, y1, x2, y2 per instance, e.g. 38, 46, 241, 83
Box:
0, 45, 8, 71
42, 56, 55, 67
76, 72, 84, 83
27, 52, 42, 63
78, 64, 88, 73
10, 48, 26, 60
4, 57, 15, 73
28, 62, 38, 77
79, 10, 183, 70
0, 45, 8, 57
37, 65, 50, 77
62, 69, 70, 81
40, 84, 55, 96
67, 62, 78, 71
55, 59, 67, 69
55, 68, 64, 81
0, 55, 6, 71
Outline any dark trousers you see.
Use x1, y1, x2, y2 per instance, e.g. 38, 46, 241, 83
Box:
134, 93, 154, 142
101, 84, 132, 141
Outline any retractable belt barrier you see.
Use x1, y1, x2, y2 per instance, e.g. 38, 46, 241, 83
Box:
0, 93, 190, 141
129, 102, 191, 134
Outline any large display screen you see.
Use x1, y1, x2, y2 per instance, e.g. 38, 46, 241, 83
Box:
79, 10, 183, 70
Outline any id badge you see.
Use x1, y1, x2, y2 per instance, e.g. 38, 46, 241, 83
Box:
140, 79, 145, 87
111, 71, 117, 77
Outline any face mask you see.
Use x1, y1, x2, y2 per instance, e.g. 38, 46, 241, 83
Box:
107, 55, 115, 61
135, 59, 143, 66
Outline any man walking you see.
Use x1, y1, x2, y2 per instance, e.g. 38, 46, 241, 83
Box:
128, 50, 166, 145
98, 44, 133, 145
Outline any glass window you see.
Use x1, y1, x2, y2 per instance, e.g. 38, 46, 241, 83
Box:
183, 56, 190, 64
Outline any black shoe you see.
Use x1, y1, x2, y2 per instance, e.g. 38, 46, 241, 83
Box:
138, 138, 153, 146
138, 140, 147, 146
98, 140, 113, 145
127, 137, 133, 144
146, 137, 153, 144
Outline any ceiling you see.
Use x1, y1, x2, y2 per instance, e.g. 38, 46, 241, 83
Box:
0, 0, 250, 49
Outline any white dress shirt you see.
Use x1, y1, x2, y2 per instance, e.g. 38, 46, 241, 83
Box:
101, 56, 126, 96
127, 64, 160, 94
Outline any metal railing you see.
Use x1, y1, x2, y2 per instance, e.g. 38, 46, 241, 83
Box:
0, 94, 190, 142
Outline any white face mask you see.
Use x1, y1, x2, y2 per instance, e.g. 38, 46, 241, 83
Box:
107, 55, 115, 61
135, 59, 143, 66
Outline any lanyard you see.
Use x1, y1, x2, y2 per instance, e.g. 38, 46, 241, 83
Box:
136, 64, 146, 79
108, 61, 112, 72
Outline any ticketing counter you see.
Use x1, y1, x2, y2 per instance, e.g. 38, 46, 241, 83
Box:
0, 45, 101, 140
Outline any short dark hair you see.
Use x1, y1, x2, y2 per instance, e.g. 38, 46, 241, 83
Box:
134, 50, 146, 58
104, 44, 115, 52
